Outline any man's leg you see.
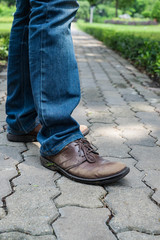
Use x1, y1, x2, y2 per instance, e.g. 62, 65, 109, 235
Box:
29, 0, 83, 156
28, 0, 130, 185
6, 0, 38, 135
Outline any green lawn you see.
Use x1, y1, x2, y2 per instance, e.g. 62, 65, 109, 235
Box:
0, 23, 12, 34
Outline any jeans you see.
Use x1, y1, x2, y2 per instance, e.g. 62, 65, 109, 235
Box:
6, 0, 83, 156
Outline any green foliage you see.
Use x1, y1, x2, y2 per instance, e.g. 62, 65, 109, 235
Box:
87, 0, 99, 6
131, 0, 146, 15
152, 0, 160, 22
77, 22, 160, 81
142, 10, 151, 18
0, 32, 10, 61
95, 5, 121, 18
0, 2, 13, 61
76, 1, 90, 21
0, 2, 15, 16
0, 0, 15, 7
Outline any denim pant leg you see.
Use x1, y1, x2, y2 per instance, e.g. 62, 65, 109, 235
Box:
29, 0, 83, 156
6, 0, 38, 134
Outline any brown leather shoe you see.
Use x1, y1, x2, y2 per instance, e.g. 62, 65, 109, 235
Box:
40, 138, 130, 185
7, 124, 41, 142
7, 124, 89, 142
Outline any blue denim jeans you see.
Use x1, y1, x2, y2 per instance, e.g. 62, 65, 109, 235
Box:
6, 0, 83, 156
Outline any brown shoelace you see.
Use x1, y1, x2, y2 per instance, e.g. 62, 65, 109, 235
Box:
75, 138, 99, 163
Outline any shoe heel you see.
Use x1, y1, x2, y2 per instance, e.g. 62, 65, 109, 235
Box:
40, 156, 57, 171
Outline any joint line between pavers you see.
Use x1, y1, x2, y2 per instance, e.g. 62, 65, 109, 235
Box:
0, 230, 59, 237
1, 146, 28, 215
141, 176, 160, 207
104, 190, 119, 240
50, 177, 62, 238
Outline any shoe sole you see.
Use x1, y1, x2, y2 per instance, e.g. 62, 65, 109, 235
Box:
40, 156, 130, 185
7, 133, 37, 142
7, 129, 89, 143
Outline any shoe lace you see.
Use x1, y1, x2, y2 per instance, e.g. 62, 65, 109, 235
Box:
75, 138, 99, 163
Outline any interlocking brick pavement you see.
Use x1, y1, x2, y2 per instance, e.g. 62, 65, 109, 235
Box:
0, 24, 160, 240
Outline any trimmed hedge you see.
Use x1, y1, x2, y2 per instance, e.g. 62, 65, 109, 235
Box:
77, 22, 160, 82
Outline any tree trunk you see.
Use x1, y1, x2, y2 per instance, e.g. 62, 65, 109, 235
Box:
115, 0, 118, 18
90, 6, 95, 23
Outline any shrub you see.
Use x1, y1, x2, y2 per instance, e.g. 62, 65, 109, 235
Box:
76, 1, 90, 21
152, 0, 160, 22
0, 2, 15, 17
0, 32, 10, 60
142, 10, 151, 18
77, 22, 160, 81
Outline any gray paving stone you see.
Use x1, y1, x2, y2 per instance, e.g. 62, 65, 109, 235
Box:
0, 132, 26, 148
0, 71, 7, 78
104, 157, 145, 188
105, 188, 160, 234
91, 123, 117, 137
53, 206, 116, 240
154, 103, 160, 113
72, 100, 89, 126
0, 233, 56, 240
115, 117, 144, 130
0, 123, 7, 132
122, 93, 145, 102
150, 129, 160, 145
112, 82, 128, 90
140, 90, 160, 102
0, 92, 6, 101
0, 169, 17, 201
55, 177, 106, 208
130, 146, 160, 171
118, 88, 137, 96
103, 91, 127, 106
136, 112, 160, 129
120, 128, 156, 147
0, 110, 6, 122
99, 82, 116, 91
0, 81, 7, 91
0, 146, 25, 163
90, 123, 130, 157
23, 142, 40, 157
85, 102, 110, 112
110, 106, 135, 118
0, 102, 5, 111
87, 110, 114, 124
0, 151, 21, 170
130, 102, 155, 113
0, 208, 5, 219
118, 231, 160, 240
82, 87, 100, 99
0, 185, 59, 235
92, 136, 130, 158
13, 156, 57, 187
143, 170, 160, 205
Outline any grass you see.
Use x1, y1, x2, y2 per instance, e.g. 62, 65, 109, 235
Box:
0, 16, 13, 34
0, 16, 13, 23
0, 23, 12, 34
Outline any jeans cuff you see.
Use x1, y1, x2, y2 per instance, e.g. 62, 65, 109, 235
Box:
7, 119, 40, 135
40, 133, 83, 156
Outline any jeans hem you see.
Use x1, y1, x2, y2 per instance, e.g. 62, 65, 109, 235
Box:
7, 120, 39, 135
40, 133, 83, 156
